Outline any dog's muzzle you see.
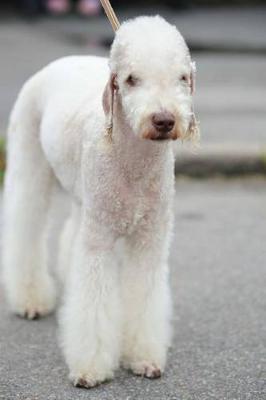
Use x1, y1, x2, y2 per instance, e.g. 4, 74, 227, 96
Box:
150, 112, 176, 141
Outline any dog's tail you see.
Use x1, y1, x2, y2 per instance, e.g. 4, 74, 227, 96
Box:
7, 71, 43, 147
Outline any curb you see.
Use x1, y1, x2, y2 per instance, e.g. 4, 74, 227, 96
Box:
0, 143, 266, 181
187, 42, 266, 56
175, 145, 266, 177
100, 38, 266, 55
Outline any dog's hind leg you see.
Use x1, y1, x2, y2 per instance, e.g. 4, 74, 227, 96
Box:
2, 80, 57, 319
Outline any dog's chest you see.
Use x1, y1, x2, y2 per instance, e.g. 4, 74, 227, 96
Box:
117, 181, 151, 232
93, 173, 161, 235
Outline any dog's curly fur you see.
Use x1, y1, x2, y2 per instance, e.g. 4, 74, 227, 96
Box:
2, 16, 197, 387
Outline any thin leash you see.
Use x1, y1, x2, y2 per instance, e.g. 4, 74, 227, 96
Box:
99, 0, 120, 32
99, 0, 120, 141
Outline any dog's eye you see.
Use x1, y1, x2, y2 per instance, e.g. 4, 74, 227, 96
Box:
125, 75, 139, 87
180, 74, 188, 83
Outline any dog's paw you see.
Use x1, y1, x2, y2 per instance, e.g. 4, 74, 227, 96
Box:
10, 278, 57, 320
18, 304, 54, 320
71, 370, 114, 389
129, 361, 162, 379
73, 376, 101, 389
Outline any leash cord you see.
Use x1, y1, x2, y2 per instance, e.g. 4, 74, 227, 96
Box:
99, 0, 120, 32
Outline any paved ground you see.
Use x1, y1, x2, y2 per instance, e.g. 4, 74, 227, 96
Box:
0, 178, 266, 400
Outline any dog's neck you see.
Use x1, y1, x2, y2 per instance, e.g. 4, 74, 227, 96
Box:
110, 108, 174, 182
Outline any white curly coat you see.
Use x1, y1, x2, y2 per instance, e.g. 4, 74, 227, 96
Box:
2, 16, 197, 387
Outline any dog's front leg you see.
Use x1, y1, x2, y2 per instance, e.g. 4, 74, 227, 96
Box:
60, 217, 121, 388
121, 214, 173, 379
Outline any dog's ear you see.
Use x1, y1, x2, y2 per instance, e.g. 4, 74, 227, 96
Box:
185, 61, 200, 144
189, 61, 196, 95
185, 112, 200, 144
102, 74, 118, 140
102, 74, 118, 117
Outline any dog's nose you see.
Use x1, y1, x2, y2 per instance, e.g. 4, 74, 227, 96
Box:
152, 112, 175, 133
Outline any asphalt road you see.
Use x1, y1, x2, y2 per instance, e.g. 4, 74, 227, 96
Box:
0, 178, 265, 400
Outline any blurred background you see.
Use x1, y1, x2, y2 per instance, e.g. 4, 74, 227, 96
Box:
0, 0, 266, 160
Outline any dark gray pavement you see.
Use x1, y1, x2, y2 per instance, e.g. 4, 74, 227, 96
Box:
0, 178, 266, 400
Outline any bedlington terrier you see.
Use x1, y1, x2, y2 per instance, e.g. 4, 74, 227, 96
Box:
2, 16, 199, 387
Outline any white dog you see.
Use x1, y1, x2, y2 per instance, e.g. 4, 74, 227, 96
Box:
2, 16, 198, 388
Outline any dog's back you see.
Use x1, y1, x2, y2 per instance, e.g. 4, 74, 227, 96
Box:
7, 56, 109, 197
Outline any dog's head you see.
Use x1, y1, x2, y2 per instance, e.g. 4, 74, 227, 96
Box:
103, 16, 199, 143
